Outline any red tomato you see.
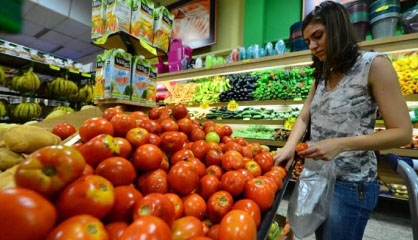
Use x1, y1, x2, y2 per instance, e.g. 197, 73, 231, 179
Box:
149, 133, 161, 146
52, 123, 76, 140
206, 165, 223, 180
189, 157, 206, 178
260, 176, 278, 193
207, 224, 220, 240
95, 157, 137, 186
139, 119, 162, 135
178, 118, 193, 134
160, 153, 170, 171
56, 175, 115, 220
105, 186, 143, 223
207, 142, 222, 151
114, 137, 132, 158
148, 108, 160, 120
111, 114, 137, 137
0, 188, 56, 240
205, 149, 223, 166
143, 169, 168, 194
73, 142, 83, 150
224, 141, 243, 154
125, 127, 149, 147
191, 140, 210, 160
168, 161, 199, 195
204, 125, 216, 134
245, 161, 262, 177
190, 237, 213, 240
172, 104, 188, 119
271, 166, 287, 179
15, 145, 85, 196
133, 193, 175, 227
161, 131, 186, 152
241, 146, 253, 159
219, 210, 256, 240
106, 222, 128, 240
221, 171, 246, 197
232, 199, 261, 227
214, 126, 225, 139
47, 215, 108, 240
172, 216, 204, 240
103, 106, 123, 121
161, 119, 179, 132
243, 157, 252, 165
207, 191, 233, 223
130, 111, 146, 120
120, 216, 171, 240
158, 113, 171, 125
165, 193, 184, 219
171, 149, 195, 165
82, 163, 94, 176
202, 219, 212, 233
183, 193, 207, 220
222, 136, 234, 144
244, 177, 274, 212
79, 117, 114, 142
222, 150, 244, 171
222, 126, 233, 137
190, 128, 206, 141
296, 143, 309, 152
79, 134, 120, 167
133, 144, 163, 172
254, 152, 274, 173
248, 143, 263, 156
202, 120, 215, 130
199, 175, 221, 200
235, 137, 248, 146
238, 169, 253, 182
264, 171, 283, 190
179, 131, 188, 143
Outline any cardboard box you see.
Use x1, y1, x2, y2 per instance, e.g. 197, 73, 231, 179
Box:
105, 0, 132, 35
104, 49, 132, 100
145, 65, 157, 103
91, 0, 105, 39
153, 6, 173, 52
131, 0, 154, 44
131, 55, 150, 101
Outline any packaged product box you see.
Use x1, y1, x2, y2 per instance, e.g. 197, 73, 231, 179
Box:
131, 0, 154, 44
105, 0, 132, 35
153, 7, 174, 52
94, 52, 107, 99
91, 0, 105, 39
145, 65, 157, 103
104, 49, 132, 100
131, 55, 150, 101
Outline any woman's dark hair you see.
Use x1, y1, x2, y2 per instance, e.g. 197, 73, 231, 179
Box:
302, 1, 359, 81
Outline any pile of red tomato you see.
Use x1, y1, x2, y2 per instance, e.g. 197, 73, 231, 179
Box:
0, 104, 288, 240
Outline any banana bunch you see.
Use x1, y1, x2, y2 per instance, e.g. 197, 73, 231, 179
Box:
0, 101, 6, 118
10, 68, 41, 93
53, 106, 74, 113
68, 84, 94, 103
12, 102, 42, 122
47, 77, 78, 96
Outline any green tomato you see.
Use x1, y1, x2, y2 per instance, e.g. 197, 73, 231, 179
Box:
205, 132, 220, 143
268, 233, 275, 240
269, 222, 278, 234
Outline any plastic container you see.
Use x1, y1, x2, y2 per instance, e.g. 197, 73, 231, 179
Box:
290, 21, 303, 42
370, 0, 400, 39
290, 38, 308, 52
371, 16, 399, 39
344, 1, 369, 41
401, 5, 418, 34
168, 38, 183, 72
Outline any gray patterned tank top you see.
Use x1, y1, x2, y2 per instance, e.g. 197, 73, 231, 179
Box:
310, 51, 385, 182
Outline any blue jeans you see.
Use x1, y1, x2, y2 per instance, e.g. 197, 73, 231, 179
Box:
315, 179, 380, 240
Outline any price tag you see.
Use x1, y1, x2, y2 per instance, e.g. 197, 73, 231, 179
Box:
227, 100, 239, 111
375, 120, 384, 125
293, 97, 303, 102
69, 69, 79, 74
200, 103, 209, 109
243, 118, 251, 121
216, 117, 222, 120
243, 60, 250, 63
284, 118, 296, 130
140, 41, 157, 55
94, 35, 108, 45
49, 65, 60, 71
82, 73, 92, 78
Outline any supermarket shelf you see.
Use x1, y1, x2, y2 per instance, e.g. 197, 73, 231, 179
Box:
0, 52, 90, 79
380, 148, 418, 158
203, 119, 284, 125
378, 192, 408, 201
157, 33, 418, 82
92, 31, 166, 58
245, 138, 286, 147
94, 99, 157, 108
404, 94, 418, 102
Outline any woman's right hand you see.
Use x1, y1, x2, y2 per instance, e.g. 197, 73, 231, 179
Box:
274, 145, 295, 170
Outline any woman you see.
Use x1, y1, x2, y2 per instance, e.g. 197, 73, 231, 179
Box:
274, 1, 411, 239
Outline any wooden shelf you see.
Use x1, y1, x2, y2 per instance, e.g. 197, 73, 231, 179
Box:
245, 139, 286, 147
94, 98, 157, 108
157, 33, 418, 82
202, 119, 284, 125
404, 94, 418, 102
92, 31, 166, 58
181, 99, 305, 107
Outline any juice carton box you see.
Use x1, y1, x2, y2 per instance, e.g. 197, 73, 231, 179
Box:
91, 0, 105, 39
105, 0, 132, 35
131, 0, 154, 44
94, 52, 107, 99
131, 55, 150, 101
145, 65, 157, 103
153, 7, 174, 52
104, 49, 132, 99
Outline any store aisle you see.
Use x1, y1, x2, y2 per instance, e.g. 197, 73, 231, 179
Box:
277, 184, 413, 240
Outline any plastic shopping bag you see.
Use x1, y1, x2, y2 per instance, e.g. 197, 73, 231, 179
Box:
288, 158, 336, 239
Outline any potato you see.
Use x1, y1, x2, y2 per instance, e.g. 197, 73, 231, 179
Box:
3, 125, 61, 154
0, 148, 24, 171
0, 164, 18, 190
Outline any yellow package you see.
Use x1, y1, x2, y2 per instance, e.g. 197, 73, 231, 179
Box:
153, 7, 174, 52
146, 65, 157, 103
91, 0, 105, 39
105, 0, 132, 35
131, 0, 154, 44
94, 53, 106, 99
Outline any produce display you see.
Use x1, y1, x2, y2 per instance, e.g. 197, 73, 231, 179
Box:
164, 82, 198, 104
274, 128, 291, 141
8, 67, 40, 93
219, 74, 257, 102
10, 102, 42, 122
232, 125, 275, 140
206, 107, 300, 120
0, 104, 291, 240
191, 76, 230, 104
392, 54, 418, 95
253, 68, 314, 100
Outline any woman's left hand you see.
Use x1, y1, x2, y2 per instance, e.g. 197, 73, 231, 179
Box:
298, 138, 344, 161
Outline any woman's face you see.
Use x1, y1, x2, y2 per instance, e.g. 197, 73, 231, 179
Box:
303, 22, 327, 62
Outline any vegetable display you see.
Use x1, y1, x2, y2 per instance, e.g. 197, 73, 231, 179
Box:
206, 107, 300, 120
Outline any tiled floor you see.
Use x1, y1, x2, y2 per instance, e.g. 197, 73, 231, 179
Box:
276, 184, 413, 240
